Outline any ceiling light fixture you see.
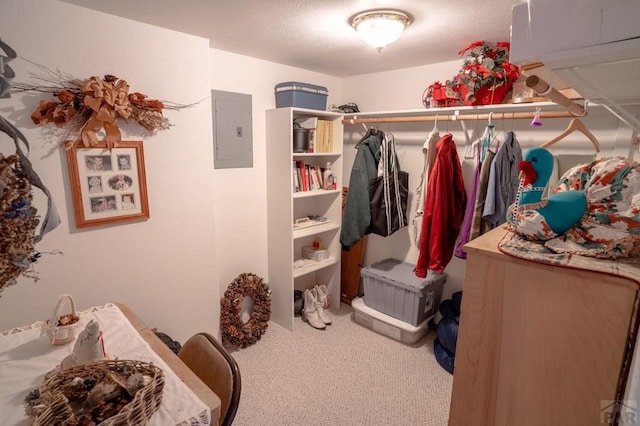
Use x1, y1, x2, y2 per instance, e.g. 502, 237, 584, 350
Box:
350, 9, 412, 53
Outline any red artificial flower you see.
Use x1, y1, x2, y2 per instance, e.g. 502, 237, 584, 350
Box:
468, 63, 489, 79
430, 40, 521, 106
457, 40, 485, 56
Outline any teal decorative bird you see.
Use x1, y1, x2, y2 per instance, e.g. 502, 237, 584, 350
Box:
516, 147, 587, 236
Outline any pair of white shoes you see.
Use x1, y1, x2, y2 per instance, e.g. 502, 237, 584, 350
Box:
302, 285, 332, 330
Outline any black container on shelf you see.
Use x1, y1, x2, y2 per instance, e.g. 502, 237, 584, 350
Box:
293, 127, 310, 153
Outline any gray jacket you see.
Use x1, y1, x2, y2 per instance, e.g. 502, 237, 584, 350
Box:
340, 129, 383, 249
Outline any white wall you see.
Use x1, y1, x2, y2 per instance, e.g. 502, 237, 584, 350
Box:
0, 0, 217, 343
0, 0, 345, 341
209, 49, 342, 297
343, 60, 462, 112
341, 64, 635, 301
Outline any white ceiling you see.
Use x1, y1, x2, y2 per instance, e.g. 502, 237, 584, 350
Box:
61, 0, 525, 77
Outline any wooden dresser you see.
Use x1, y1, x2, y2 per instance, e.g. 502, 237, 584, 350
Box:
449, 226, 640, 426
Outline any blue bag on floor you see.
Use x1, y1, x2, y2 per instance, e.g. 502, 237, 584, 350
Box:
434, 338, 455, 374
433, 290, 462, 374
436, 317, 459, 355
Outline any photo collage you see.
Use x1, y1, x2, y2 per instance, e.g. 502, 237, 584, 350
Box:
84, 153, 137, 215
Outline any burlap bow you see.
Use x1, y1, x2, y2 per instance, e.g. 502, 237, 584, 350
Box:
80, 76, 132, 148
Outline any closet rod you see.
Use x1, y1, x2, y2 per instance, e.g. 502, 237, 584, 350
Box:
342, 110, 574, 125
525, 75, 586, 117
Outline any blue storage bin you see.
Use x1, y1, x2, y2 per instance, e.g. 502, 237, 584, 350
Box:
275, 81, 329, 110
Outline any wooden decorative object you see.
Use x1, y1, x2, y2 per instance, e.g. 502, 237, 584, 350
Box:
220, 273, 271, 348
65, 140, 149, 228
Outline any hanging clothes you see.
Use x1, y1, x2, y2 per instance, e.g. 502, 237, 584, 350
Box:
340, 128, 383, 249
411, 129, 440, 248
454, 143, 481, 259
369, 132, 408, 237
466, 122, 500, 240
482, 131, 522, 226
415, 133, 467, 277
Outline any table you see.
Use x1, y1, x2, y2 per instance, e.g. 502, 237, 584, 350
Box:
0, 302, 221, 426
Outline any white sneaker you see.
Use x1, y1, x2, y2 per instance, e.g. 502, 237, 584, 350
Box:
314, 285, 332, 325
302, 289, 326, 330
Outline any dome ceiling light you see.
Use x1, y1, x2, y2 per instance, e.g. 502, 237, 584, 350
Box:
350, 9, 412, 53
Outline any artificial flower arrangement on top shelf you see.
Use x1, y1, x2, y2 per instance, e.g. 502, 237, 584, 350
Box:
424, 41, 520, 108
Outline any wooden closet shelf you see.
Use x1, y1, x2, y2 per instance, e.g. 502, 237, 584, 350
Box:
342, 109, 575, 125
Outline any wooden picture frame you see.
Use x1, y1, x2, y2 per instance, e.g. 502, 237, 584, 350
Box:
66, 140, 149, 228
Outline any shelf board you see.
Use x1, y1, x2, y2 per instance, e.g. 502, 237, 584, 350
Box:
293, 222, 340, 239
341, 102, 566, 120
293, 189, 340, 199
293, 152, 341, 158
291, 108, 342, 119
293, 257, 338, 278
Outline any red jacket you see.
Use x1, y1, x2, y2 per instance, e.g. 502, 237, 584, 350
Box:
415, 134, 467, 277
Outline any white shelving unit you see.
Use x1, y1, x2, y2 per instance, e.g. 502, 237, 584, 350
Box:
266, 107, 343, 331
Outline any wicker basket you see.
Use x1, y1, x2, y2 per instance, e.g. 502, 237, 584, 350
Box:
30, 359, 165, 425
41, 294, 80, 345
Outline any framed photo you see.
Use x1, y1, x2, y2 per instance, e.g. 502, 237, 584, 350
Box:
66, 140, 149, 228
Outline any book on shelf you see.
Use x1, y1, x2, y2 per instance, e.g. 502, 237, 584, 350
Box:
298, 160, 307, 191
316, 120, 325, 152
292, 160, 328, 193
292, 161, 300, 192
314, 166, 324, 190
315, 120, 334, 153
305, 164, 313, 190
310, 164, 326, 190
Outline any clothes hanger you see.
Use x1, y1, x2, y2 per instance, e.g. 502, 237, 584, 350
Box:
495, 113, 505, 142
464, 116, 481, 159
628, 129, 638, 161
424, 115, 439, 151
355, 124, 379, 147
460, 117, 472, 152
541, 117, 601, 152
478, 113, 496, 161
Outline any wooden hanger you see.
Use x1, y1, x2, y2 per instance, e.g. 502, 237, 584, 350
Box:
541, 118, 601, 152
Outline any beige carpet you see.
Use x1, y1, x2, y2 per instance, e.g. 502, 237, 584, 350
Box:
227, 304, 452, 426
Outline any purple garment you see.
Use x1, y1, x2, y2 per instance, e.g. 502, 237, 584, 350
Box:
454, 160, 481, 259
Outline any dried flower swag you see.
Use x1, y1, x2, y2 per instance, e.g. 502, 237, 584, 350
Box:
13, 68, 195, 148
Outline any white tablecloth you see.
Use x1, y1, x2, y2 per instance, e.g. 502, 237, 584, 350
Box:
0, 303, 210, 426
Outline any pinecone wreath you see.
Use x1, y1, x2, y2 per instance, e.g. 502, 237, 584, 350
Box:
220, 272, 271, 348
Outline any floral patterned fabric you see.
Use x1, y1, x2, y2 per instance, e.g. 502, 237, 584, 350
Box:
506, 156, 640, 259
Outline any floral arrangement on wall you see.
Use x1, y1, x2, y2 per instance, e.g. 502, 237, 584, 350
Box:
424, 41, 520, 107
13, 72, 194, 148
0, 39, 61, 294
1, 41, 197, 292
